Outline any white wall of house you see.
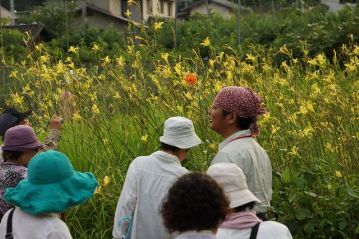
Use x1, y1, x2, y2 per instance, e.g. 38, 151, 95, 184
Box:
143, 0, 176, 20
321, 0, 356, 11
88, 0, 123, 15
86, 0, 177, 22
189, 3, 234, 19
0, 6, 11, 19
109, 0, 121, 15
74, 12, 128, 31
88, 0, 110, 11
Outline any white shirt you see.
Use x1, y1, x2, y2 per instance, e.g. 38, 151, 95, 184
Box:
175, 230, 216, 239
211, 129, 272, 213
216, 221, 292, 239
0, 207, 72, 239
113, 151, 188, 239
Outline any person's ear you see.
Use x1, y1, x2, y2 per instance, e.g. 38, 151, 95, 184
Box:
225, 111, 237, 125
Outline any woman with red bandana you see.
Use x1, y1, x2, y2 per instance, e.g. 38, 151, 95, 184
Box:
209, 86, 272, 220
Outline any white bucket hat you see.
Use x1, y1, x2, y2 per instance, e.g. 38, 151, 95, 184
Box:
207, 163, 260, 208
159, 116, 201, 149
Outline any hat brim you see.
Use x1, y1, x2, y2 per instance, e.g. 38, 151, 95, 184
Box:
227, 189, 260, 209
4, 172, 97, 215
1, 140, 43, 152
159, 134, 201, 149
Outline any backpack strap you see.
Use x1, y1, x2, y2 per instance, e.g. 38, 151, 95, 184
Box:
249, 222, 261, 239
5, 208, 15, 239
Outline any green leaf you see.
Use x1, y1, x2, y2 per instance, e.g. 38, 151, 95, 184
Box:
304, 191, 318, 198
347, 188, 359, 199
281, 168, 292, 184
296, 176, 307, 190
304, 222, 315, 233
295, 208, 312, 220
355, 225, 359, 234
339, 221, 347, 230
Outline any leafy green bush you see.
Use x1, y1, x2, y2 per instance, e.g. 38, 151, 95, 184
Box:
150, 5, 359, 62
0, 29, 29, 64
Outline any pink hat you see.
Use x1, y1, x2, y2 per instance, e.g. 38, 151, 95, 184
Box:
213, 86, 266, 136
2, 125, 42, 151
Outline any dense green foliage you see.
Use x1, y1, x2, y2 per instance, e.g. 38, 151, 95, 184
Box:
153, 6, 359, 60
1, 6, 358, 64
1, 0, 46, 11
0, 29, 29, 64
0, 4, 358, 239
17, 0, 77, 38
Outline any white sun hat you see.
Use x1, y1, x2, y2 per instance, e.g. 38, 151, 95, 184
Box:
207, 163, 260, 208
159, 116, 201, 149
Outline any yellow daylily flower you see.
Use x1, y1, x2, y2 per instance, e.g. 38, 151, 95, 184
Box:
153, 22, 164, 31
103, 176, 110, 186
92, 43, 100, 52
68, 46, 79, 53
141, 134, 148, 143
200, 37, 210, 47
125, 10, 132, 17
335, 171, 342, 178
92, 104, 100, 114
246, 53, 256, 62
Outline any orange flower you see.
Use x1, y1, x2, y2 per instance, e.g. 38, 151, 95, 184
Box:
184, 73, 197, 85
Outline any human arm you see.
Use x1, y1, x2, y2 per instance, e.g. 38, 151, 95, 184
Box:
112, 161, 139, 239
43, 115, 62, 151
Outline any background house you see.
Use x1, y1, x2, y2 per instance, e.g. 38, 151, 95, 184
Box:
0, 5, 11, 18
81, 0, 177, 23
0, 0, 46, 12
321, 0, 357, 11
178, 0, 238, 19
1, 0, 47, 25
75, 3, 130, 31
143, 0, 177, 20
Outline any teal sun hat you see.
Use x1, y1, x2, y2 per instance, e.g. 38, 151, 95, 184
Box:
4, 150, 98, 215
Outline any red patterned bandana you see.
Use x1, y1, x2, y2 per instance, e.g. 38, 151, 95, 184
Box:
213, 86, 266, 136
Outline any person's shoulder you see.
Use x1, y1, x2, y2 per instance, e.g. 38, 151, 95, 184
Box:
13, 165, 27, 177
217, 227, 250, 238
127, 154, 157, 171
132, 154, 154, 164
45, 218, 72, 239
221, 139, 253, 153
217, 144, 248, 160
42, 216, 71, 232
261, 220, 289, 227
259, 221, 291, 234
2, 164, 27, 178
14, 164, 27, 172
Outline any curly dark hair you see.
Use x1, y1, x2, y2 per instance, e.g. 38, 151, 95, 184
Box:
161, 172, 230, 233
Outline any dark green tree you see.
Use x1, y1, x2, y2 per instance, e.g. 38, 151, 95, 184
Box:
1, 0, 46, 11
25, 0, 77, 38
